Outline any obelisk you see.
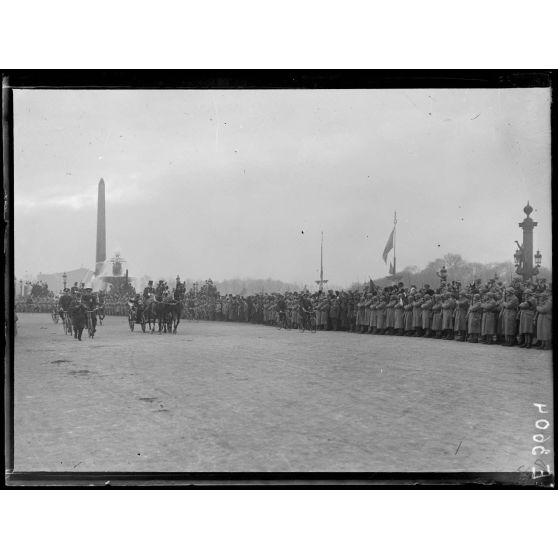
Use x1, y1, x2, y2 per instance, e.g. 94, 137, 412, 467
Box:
95, 178, 106, 276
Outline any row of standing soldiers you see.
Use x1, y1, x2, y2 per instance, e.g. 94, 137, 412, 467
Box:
350, 287, 551, 349
179, 285, 552, 350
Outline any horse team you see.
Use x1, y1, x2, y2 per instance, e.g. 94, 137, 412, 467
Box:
129, 295, 182, 334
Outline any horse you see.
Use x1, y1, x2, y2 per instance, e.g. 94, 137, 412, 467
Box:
70, 302, 87, 341
143, 295, 164, 333
164, 299, 182, 333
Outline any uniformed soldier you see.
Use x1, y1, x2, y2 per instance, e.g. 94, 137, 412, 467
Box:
535, 293, 552, 350
466, 294, 482, 343
431, 294, 443, 338
421, 294, 434, 337
518, 289, 536, 348
404, 295, 414, 336
385, 295, 397, 335
59, 288, 74, 321
453, 291, 469, 342
319, 294, 330, 331
412, 294, 423, 336
375, 295, 386, 335
502, 287, 519, 346
143, 280, 155, 300
480, 293, 498, 344
369, 296, 378, 334
329, 294, 340, 331
394, 295, 405, 336
81, 287, 97, 334
441, 292, 456, 340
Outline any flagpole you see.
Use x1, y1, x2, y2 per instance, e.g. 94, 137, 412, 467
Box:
393, 211, 397, 275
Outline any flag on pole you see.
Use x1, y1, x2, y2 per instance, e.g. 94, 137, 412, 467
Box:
382, 227, 395, 263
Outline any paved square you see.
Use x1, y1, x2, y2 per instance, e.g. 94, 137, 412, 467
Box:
13, 313, 553, 472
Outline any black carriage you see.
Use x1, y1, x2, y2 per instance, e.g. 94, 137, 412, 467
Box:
128, 302, 147, 333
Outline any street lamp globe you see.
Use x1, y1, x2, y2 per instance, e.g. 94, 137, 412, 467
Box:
534, 250, 542, 267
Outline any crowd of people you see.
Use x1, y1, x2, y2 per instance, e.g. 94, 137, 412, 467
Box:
15, 280, 137, 316
15, 274, 552, 350
180, 276, 552, 350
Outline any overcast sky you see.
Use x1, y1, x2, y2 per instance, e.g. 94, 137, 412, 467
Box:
14, 88, 551, 287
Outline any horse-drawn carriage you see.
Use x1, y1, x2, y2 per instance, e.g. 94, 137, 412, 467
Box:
128, 301, 147, 333
128, 294, 182, 334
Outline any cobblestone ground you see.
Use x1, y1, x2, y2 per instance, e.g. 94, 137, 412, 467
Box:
13, 313, 554, 473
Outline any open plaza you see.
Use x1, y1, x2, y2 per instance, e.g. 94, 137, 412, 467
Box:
13, 312, 553, 473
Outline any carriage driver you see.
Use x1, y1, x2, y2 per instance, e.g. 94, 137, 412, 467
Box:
155, 280, 166, 302
143, 280, 155, 301
81, 287, 98, 334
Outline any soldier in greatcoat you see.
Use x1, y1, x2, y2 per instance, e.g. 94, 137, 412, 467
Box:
518, 289, 536, 348
480, 293, 498, 344
356, 294, 367, 333
338, 293, 348, 331
329, 294, 340, 331
394, 295, 405, 335
375, 295, 387, 334
453, 291, 469, 341
466, 294, 482, 343
421, 294, 434, 337
502, 287, 519, 346
363, 293, 374, 333
535, 293, 552, 350
441, 292, 456, 340
404, 295, 414, 336
431, 294, 443, 338
412, 294, 423, 336
385, 295, 397, 335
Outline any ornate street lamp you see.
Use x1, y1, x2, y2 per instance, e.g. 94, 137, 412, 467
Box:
515, 202, 538, 281
534, 250, 542, 268
437, 265, 448, 286
62, 272, 67, 290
